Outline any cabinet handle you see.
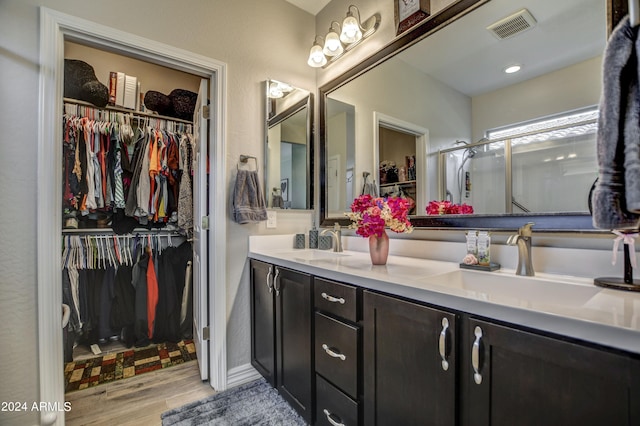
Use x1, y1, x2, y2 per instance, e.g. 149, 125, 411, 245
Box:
321, 292, 346, 304
323, 409, 346, 426
322, 343, 346, 361
273, 267, 281, 296
472, 326, 483, 385
439, 317, 450, 371
266, 266, 273, 294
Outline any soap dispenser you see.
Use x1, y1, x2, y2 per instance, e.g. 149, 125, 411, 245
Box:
309, 219, 319, 249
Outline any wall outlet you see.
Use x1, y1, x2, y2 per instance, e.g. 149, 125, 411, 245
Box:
266, 211, 277, 228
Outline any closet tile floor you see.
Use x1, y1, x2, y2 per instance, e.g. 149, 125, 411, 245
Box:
65, 360, 216, 425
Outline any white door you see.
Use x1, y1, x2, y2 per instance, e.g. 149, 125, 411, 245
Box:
327, 155, 340, 214
193, 78, 209, 381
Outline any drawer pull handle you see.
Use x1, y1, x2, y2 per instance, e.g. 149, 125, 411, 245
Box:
266, 266, 273, 294
273, 267, 281, 297
322, 292, 345, 304
439, 317, 450, 371
472, 326, 483, 385
322, 344, 346, 361
323, 409, 346, 426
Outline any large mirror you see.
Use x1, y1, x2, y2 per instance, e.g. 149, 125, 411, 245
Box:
320, 0, 615, 230
265, 79, 313, 209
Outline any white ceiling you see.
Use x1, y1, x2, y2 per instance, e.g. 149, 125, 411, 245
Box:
284, 0, 331, 16
398, 0, 606, 96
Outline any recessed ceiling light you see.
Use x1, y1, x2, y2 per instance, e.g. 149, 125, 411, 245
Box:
504, 64, 521, 74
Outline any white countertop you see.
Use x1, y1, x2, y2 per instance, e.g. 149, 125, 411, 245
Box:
249, 235, 640, 355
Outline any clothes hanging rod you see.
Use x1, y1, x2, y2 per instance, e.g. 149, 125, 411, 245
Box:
631, 0, 640, 27
62, 227, 184, 235
63, 98, 194, 125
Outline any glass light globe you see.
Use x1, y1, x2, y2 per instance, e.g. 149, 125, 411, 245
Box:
307, 44, 327, 67
340, 16, 362, 44
323, 31, 344, 56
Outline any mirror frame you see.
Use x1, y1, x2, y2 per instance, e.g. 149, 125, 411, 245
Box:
319, 0, 624, 232
265, 80, 314, 210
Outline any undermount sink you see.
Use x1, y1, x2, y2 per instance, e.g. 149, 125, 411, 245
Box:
419, 270, 601, 307
277, 249, 351, 262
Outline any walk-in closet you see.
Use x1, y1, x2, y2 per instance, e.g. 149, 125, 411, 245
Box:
60, 40, 208, 393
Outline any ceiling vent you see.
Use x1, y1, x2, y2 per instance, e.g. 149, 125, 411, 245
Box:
487, 9, 537, 40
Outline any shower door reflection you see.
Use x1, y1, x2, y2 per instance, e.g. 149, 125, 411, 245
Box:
440, 108, 598, 215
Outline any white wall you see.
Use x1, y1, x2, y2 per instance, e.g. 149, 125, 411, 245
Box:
329, 57, 471, 204
0, 1, 315, 424
471, 56, 602, 141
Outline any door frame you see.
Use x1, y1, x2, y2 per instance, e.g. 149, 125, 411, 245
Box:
373, 111, 429, 212
38, 8, 227, 425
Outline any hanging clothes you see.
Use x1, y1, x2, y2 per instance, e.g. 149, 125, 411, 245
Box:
177, 133, 194, 236
110, 264, 135, 347
146, 245, 159, 340
132, 249, 150, 347
63, 103, 194, 232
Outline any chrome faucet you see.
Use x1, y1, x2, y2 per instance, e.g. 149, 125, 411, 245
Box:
507, 222, 535, 276
321, 223, 343, 252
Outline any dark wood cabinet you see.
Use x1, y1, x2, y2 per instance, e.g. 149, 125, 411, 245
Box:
461, 317, 640, 426
363, 291, 458, 426
250, 259, 275, 385
250, 260, 313, 423
252, 259, 640, 426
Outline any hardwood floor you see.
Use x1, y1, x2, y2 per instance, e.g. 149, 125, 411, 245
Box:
65, 361, 216, 426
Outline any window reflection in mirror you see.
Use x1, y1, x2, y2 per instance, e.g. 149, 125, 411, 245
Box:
440, 107, 598, 215
321, 0, 605, 225
265, 79, 313, 210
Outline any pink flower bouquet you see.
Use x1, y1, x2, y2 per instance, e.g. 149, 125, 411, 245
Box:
426, 200, 474, 215
346, 195, 414, 238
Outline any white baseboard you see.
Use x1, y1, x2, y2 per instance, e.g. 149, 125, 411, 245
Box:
226, 363, 261, 388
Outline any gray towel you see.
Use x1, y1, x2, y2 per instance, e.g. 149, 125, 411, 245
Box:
233, 169, 268, 224
361, 172, 378, 197
592, 16, 640, 230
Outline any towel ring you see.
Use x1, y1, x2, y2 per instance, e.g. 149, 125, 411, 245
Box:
238, 155, 259, 172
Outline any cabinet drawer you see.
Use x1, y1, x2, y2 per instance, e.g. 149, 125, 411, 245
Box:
314, 278, 358, 322
316, 374, 359, 426
315, 312, 359, 398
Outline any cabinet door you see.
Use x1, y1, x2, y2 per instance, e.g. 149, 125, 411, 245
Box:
249, 259, 275, 386
363, 291, 457, 426
463, 318, 640, 426
275, 266, 313, 423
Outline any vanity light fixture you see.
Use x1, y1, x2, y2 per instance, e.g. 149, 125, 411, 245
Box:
307, 4, 381, 68
268, 80, 294, 99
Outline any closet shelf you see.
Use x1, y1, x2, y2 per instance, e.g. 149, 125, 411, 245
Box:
379, 180, 416, 188
63, 227, 183, 235
63, 97, 194, 125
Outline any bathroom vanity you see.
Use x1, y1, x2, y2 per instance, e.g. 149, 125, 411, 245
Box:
249, 236, 640, 426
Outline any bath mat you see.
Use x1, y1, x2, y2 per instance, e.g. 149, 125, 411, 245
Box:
161, 378, 307, 425
64, 339, 197, 392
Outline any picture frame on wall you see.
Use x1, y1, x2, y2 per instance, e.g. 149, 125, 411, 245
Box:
281, 178, 289, 202
395, 0, 431, 35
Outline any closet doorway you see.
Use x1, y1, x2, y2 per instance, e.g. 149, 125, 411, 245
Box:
39, 8, 227, 426
373, 112, 429, 214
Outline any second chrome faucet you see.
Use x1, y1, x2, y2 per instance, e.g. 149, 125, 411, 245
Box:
507, 222, 535, 276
